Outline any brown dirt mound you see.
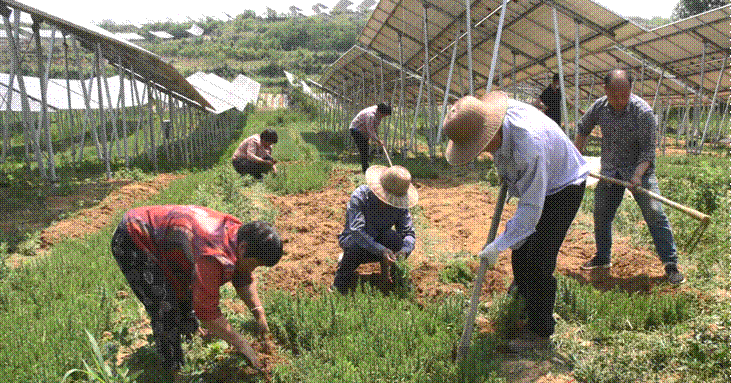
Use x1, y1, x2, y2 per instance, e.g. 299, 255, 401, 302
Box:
261, 168, 672, 300
39, 173, 185, 250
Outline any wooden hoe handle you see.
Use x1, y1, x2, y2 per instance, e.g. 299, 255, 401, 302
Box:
589, 172, 710, 224
456, 182, 509, 362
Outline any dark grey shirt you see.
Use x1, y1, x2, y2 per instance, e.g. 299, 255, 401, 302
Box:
578, 94, 656, 180
338, 185, 416, 255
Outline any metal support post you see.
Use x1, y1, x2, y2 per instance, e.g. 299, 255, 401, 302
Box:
465, 0, 473, 94
551, 7, 569, 133
698, 53, 727, 152
486, 0, 508, 92
436, 27, 461, 144
573, 21, 580, 138
95, 43, 111, 178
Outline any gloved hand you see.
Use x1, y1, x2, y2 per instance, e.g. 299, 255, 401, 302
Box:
479, 244, 500, 268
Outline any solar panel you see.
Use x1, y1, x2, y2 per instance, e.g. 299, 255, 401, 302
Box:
186, 24, 204, 37
231, 74, 261, 105
149, 30, 174, 39
2, 0, 211, 109
320, 0, 651, 108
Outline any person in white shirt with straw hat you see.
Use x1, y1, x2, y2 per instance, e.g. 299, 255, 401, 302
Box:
331, 165, 418, 293
442, 91, 590, 352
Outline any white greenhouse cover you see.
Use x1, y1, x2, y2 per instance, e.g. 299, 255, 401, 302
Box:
0, 84, 45, 112
186, 24, 204, 37
114, 32, 145, 41
201, 73, 250, 111
283, 70, 296, 86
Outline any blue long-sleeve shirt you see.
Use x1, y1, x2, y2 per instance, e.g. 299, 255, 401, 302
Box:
487, 100, 590, 253
338, 185, 416, 255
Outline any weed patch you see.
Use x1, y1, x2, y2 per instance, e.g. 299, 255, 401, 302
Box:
263, 288, 505, 382
264, 161, 332, 194
554, 275, 695, 339
439, 259, 475, 285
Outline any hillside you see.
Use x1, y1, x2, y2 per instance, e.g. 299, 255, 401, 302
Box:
102, 11, 368, 91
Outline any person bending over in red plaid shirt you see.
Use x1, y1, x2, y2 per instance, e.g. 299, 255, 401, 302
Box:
110, 205, 283, 381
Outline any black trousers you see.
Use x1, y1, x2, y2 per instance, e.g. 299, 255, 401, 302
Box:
333, 229, 404, 293
511, 182, 585, 337
232, 157, 273, 179
111, 223, 198, 372
350, 128, 370, 173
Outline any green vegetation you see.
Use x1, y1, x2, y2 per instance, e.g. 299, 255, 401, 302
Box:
555, 276, 696, 338
0, 108, 729, 382
439, 259, 475, 285
263, 161, 332, 195
129, 12, 365, 87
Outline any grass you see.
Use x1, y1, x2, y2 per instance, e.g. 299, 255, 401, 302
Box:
554, 275, 696, 339
439, 259, 475, 285
262, 287, 505, 383
263, 161, 332, 195
0, 107, 729, 381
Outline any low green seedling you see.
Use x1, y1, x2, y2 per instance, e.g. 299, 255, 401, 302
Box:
439, 259, 475, 285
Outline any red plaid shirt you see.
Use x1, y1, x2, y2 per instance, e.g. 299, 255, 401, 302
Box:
123, 205, 241, 321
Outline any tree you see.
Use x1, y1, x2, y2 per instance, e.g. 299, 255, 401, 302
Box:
672, 0, 729, 20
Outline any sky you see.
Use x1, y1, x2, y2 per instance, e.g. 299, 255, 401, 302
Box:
13, 0, 681, 25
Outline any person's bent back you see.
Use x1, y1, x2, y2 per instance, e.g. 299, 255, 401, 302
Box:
232, 129, 279, 179
110, 205, 283, 380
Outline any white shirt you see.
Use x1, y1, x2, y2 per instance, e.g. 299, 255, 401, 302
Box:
488, 99, 590, 252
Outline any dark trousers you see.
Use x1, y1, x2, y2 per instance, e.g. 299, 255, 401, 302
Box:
333, 229, 404, 293
350, 128, 370, 173
111, 223, 198, 372
511, 182, 585, 337
232, 157, 273, 179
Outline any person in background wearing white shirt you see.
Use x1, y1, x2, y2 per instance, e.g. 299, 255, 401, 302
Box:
442, 91, 590, 352
349, 103, 392, 173
232, 129, 278, 179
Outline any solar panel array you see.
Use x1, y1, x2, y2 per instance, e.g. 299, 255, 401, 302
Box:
187, 72, 261, 114
321, 0, 729, 107
2, 0, 212, 110
0, 73, 151, 112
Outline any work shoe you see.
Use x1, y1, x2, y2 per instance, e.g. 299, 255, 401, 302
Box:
580, 256, 612, 270
664, 263, 686, 285
507, 329, 551, 352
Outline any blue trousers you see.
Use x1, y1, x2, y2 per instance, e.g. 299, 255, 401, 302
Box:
593, 173, 677, 265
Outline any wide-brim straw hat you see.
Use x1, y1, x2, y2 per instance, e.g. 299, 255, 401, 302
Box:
365, 165, 418, 209
443, 91, 509, 166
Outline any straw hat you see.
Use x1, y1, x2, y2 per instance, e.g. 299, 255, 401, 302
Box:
365, 165, 418, 209
442, 91, 509, 166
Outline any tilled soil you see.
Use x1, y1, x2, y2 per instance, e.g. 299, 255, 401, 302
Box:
28, 167, 685, 382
